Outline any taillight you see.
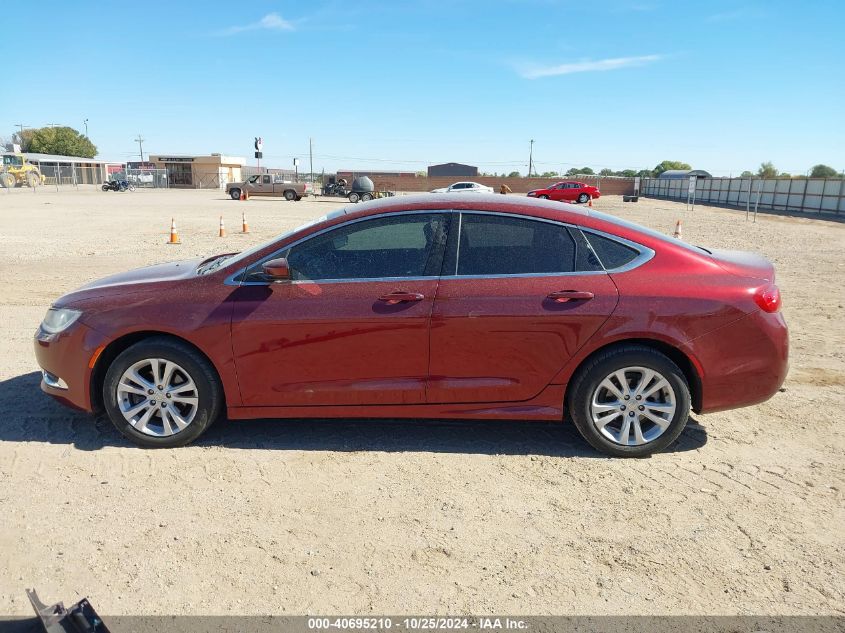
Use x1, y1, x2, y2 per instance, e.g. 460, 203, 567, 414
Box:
753, 283, 781, 312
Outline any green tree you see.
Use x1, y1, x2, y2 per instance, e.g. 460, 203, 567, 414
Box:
620, 169, 638, 177
24, 126, 97, 158
598, 168, 615, 176
507, 171, 521, 178
540, 171, 558, 178
653, 160, 691, 176
757, 161, 778, 178
566, 167, 594, 176
809, 164, 838, 178
636, 169, 653, 179
740, 170, 754, 178
778, 172, 791, 178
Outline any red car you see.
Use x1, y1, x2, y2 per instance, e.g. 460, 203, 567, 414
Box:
527, 181, 601, 203
34, 194, 788, 456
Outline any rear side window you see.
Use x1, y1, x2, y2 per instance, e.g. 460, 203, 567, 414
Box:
583, 232, 640, 269
455, 214, 576, 275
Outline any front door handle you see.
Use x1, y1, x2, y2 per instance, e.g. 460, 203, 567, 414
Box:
547, 290, 595, 303
378, 291, 425, 304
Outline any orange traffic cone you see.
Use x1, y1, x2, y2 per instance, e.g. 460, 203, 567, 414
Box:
241, 211, 249, 234
673, 219, 683, 239
219, 215, 226, 238
239, 189, 245, 201
167, 218, 181, 244
588, 196, 593, 207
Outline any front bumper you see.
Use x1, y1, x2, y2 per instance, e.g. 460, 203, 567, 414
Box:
34, 321, 107, 413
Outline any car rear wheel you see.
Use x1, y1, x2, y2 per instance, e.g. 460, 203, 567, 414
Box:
577, 193, 590, 203
103, 337, 222, 448
348, 192, 360, 203
284, 189, 296, 201
361, 192, 373, 201
230, 188, 241, 200
567, 345, 690, 457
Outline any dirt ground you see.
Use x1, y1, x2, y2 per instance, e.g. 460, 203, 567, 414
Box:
0, 186, 842, 616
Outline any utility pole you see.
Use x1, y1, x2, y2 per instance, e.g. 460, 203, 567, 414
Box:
528, 139, 534, 177
134, 134, 145, 162
84, 119, 89, 137
15, 123, 29, 136
309, 137, 314, 185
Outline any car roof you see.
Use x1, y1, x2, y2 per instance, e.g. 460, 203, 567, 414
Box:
336, 192, 589, 223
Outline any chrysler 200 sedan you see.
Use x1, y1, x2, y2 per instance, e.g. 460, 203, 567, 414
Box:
34, 194, 788, 456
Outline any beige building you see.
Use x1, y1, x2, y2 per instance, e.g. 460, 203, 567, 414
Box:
149, 154, 245, 189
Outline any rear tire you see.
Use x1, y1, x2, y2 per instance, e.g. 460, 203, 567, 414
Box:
361, 192, 373, 202
348, 192, 360, 203
102, 337, 222, 448
567, 345, 690, 457
26, 172, 40, 187
577, 193, 590, 203
284, 189, 296, 201
230, 189, 241, 200
0, 173, 14, 188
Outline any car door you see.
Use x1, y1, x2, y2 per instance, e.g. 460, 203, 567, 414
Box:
549, 183, 566, 201
427, 212, 618, 404
231, 212, 450, 407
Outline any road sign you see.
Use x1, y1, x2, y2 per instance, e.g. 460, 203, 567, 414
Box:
254, 137, 263, 151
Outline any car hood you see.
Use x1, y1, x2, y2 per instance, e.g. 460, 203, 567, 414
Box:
430, 188, 448, 193
55, 258, 205, 307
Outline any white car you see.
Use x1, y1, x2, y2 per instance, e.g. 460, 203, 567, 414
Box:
430, 181, 494, 194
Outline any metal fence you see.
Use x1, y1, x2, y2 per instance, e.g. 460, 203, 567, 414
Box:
642, 177, 845, 216
126, 168, 169, 188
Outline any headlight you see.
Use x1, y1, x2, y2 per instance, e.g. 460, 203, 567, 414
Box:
41, 308, 82, 334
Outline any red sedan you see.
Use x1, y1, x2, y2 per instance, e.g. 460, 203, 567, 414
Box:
34, 195, 788, 456
527, 181, 601, 203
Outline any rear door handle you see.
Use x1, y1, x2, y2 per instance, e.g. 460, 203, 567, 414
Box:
547, 290, 595, 302
378, 291, 425, 304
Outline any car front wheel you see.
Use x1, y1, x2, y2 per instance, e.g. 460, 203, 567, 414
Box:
577, 193, 590, 203
103, 337, 222, 448
230, 189, 241, 200
567, 345, 690, 457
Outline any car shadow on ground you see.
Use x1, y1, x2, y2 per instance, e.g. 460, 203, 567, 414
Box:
0, 372, 707, 457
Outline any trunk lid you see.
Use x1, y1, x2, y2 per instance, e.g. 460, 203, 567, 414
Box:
707, 248, 775, 281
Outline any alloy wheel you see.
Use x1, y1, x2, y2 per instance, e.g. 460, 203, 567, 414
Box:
589, 366, 676, 446
116, 358, 199, 437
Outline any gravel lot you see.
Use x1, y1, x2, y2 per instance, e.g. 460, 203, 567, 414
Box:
0, 186, 843, 616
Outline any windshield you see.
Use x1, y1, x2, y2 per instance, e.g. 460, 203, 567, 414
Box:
196, 208, 348, 275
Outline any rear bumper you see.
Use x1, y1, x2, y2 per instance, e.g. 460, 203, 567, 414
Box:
685, 309, 789, 414
33, 322, 107, 413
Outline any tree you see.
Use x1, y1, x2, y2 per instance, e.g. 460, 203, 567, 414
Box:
566, 167, 594, 176
740, 170, 754, 178
620, 169, 638, 178
757, 161, 778, 178
21, 126, 97, 158
778, 172, 791, 178
653, 160, 691, 176
636, 169, 653, 179
599, 168, 615, 176
540, 171, 558, 178
809, 164, 838, 178
507, 171, 521, 178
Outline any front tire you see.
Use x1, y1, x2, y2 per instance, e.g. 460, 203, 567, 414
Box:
361, 192, 373, 202
348, 192, 360, 203
539, 194, 549, 199
230, 188, 241, 200
577, 193, 590, 203
102, 337, 222, 448
567, 345, 690, 457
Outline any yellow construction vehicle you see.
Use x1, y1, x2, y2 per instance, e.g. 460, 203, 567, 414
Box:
1, 153, 45, 188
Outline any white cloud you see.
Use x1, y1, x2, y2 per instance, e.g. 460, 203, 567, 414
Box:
519, 54, 663, 79
219, 12, 295, 35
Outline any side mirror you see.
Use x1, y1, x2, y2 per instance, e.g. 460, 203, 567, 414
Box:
262, 257, 290, 281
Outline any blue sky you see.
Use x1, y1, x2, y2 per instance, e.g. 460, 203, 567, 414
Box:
2, 0, 843, 176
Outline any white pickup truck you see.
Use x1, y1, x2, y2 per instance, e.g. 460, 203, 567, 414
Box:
227, 174, 313, 201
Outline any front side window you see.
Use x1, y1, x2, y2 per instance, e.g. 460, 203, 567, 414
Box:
455, 214, 578, 276
262, 175, 272, 184
285, 213, 449, 281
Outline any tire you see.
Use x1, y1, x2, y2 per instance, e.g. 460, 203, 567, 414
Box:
102, 184, 110, 192
539, 194, 549, 199
284, 189, 296, 201
0, 173, 14, 188
348, 192, 360, 203
230, 189, 241, 200
26, 172, 40, 188
127, 182, 136, 191
295, 196, 302, 201
567, 345, 690, 457
361, 193, 373, 202
577, 193, 590, 204
102, 337, 223, 448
